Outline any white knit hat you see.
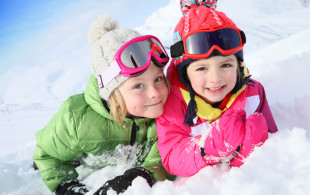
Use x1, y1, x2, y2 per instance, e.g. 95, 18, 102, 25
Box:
88, 15, 141, 100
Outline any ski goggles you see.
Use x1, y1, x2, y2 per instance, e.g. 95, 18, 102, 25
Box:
170, 26, 246, 59
97, 35, 169, 88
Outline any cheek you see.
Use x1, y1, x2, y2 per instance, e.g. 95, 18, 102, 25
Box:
226, 72, 238, 88
162, 88, 169, 105
187, 71, 195, 83
125, 95, 145, 115
120, 90, 143, 112
155, 81, 169, 100
190, 76, 204, 90
162, 83, 169, 96
127, 94, 144, 106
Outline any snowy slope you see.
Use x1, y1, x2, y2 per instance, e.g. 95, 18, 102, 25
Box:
1, 0, 310, 194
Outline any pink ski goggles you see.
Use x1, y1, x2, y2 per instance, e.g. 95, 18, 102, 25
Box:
97, 35, 169, 88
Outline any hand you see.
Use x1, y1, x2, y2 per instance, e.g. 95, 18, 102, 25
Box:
230, 113, 268, 167
219, 109, 246, 148
94, 175, 132, 195
55, 179, 88, 195
94, 167, 154, 195
202, 109, 246, 164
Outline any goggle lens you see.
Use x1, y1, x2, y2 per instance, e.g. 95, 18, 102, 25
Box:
120, 38, 167, 69
184, 28, 244, 55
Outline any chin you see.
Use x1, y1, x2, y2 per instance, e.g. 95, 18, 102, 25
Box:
207, 95, 226, 104
148, 109, 164, 118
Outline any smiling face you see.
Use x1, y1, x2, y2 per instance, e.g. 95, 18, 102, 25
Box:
186, 55, 238, 105
118, 62, 168, 118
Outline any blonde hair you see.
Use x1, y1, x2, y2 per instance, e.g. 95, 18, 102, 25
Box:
108, 88, 127, 126
108, 76, 170, 126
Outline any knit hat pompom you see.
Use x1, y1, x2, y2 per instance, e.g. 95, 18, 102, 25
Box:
88, 16, 141, 100
180, 0, 218, 15
174, 5, 237, 45
88, 15, 119, 45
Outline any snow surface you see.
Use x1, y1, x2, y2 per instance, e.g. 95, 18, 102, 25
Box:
1, 0, 310, 194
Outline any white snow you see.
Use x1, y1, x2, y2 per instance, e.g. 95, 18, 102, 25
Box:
1, 0, 310, 194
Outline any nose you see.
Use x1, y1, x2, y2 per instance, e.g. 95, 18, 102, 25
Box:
148, 84, 161, 98
207, 68, 222, 84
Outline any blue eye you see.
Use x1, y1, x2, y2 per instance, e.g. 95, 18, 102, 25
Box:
155, 76, 163, 82
134, 84, 143, 89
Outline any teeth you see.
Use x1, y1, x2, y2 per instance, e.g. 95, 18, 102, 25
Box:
209, 86, 222, 91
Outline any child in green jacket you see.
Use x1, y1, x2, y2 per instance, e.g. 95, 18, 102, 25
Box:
33, 15, 174, 195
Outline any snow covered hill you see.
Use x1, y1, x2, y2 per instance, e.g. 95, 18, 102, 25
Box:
1, 0, 310, 194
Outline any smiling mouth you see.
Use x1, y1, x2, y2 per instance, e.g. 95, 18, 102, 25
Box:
208, 86, 224, 91
146, 100, 162, 107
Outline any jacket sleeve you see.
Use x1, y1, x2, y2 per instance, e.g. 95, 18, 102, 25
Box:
157, 114, 207, 177
140, 121, 176, 182
255, 82, 278, 133
33, 98, 84, 192
156, 93, 245, 177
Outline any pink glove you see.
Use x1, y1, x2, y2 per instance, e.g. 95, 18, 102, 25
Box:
230, 113, 268, 167
202, 109, 246, 164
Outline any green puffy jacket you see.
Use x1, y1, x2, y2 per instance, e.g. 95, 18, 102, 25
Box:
33, 76, 174, 192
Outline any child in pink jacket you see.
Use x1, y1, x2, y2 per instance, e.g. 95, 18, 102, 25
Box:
156, 0, 278, 177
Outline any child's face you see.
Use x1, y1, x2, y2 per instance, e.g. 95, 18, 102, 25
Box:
118, 62, 168, 118
186, 55, 238, 105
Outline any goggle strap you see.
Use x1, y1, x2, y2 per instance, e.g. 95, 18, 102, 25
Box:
240, 31, 246, 44
97, 60, 121, 88
151, 56, 166, 68
170, 41, 184, 58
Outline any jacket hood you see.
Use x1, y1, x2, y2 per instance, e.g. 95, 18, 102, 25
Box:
84, 75, 114, 119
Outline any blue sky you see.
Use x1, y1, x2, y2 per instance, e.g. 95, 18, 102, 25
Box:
0, 0, 168, 72
0, 0, 79, 72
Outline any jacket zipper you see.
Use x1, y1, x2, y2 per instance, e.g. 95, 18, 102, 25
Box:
130, 121, 139, 146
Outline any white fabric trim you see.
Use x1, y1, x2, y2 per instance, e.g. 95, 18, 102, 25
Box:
97, 60, 121, 88
244, 95, 260, 118
190, 121, 210, 138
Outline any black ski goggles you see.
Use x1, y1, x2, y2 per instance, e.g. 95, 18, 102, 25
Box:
171, 27, 246, 59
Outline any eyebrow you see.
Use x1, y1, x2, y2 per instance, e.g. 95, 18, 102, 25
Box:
191, 57, 236, 68
222, 57, 236, 62
130, 69, 163, 82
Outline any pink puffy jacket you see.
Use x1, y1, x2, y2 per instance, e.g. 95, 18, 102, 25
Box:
156, 65, 278, 177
